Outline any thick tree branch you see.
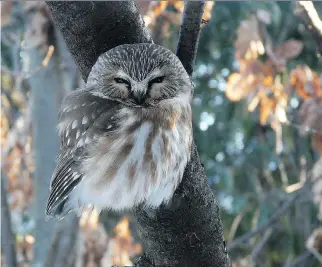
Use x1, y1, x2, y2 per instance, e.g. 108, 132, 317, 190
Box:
135, 143, 230, 267
46, 2, 230, 266
176, 1, 205, 76
46, 1, 153, 81
1, 172, 18, 267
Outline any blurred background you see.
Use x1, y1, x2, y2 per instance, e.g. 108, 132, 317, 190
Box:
1, 1, 321, 267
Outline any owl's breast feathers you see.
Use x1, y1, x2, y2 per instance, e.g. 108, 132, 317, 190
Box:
46, 89, 192, 218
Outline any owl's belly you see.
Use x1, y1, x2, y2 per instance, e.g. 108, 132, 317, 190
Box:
71, 121, 191, 211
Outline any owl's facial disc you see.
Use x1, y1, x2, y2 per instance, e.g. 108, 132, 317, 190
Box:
129, 75, 165, 105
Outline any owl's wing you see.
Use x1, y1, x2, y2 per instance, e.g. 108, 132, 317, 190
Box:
46, 88, 119, 218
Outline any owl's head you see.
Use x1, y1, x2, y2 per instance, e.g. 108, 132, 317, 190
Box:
87, 43, 192, 107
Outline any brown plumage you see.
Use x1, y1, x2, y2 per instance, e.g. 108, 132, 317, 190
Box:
46, 44, 193, 219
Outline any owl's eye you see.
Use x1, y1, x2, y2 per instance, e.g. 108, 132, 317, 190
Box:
114, 77, 130, 86
148, 76, 165, 89
150, 76, 164, 84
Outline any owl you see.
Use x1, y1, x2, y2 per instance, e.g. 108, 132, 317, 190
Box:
46, 43, 193, 219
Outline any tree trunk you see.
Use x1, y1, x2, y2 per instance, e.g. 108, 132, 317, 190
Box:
46, 1, 231, 266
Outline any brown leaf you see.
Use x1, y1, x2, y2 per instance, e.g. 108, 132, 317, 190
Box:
235, 15, 264, 61
151, 1, 168, 17
289, 65, 321, 99
259, 95, 276, 125
170, 1, 184, 13
247, 94, 260, 112
202, 1, 215, 23
274, 40, 304, 61
226, 73, 256, 101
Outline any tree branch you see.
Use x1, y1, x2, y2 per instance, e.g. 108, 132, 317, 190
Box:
176, 1, 205, 76
46, 2, 230, 266
228, 177, 311, 251
1, 172, 18, 267
296, 1, 322, 53
46, 1, 153, 81
134, 143, 230, 267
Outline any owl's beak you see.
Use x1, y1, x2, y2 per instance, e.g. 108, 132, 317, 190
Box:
132, 91, 146, 105
131, 84, 147, 105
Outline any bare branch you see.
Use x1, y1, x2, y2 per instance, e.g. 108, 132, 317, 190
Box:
296, 1, 322, 53
228, 178, 311, 251
1, 171, 18, 267
228, 193, 299, 251
251, 229, 273, 262
176, 1, 205, 76
228, 205, 251, 242
46, 1, 153, 81
285, 250, 312, 267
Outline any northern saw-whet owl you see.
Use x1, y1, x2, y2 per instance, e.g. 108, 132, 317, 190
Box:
46, 43, 193, 219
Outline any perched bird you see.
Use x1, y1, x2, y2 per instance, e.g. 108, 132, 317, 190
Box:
46, 43, 193, 219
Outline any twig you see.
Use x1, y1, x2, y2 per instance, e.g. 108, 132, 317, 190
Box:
176, 0, 205, 76
228, 186, 306, 251
296, 1, 322, 54
285, 250, 312, 267
251, 228, 273, 262
1, 171, 18, 267
228, 205, 251, 242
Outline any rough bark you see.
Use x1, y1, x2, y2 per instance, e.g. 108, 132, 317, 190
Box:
46, 1, 153, 81
176, 1, 205, 76
46, 1, 230, 266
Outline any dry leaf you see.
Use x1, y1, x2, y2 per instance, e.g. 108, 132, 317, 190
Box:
202, 1, 215, 23
235, 15, 264, 61
259, 95, 276, 125
151, 1, 168, 17
226, 73, 256, 101
248, 94, 260, 112
289, 65, 321, 99
274, 40, 304, 61
170, 0, 184, 13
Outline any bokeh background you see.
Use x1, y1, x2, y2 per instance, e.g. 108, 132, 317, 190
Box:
1, 1, 322, 267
